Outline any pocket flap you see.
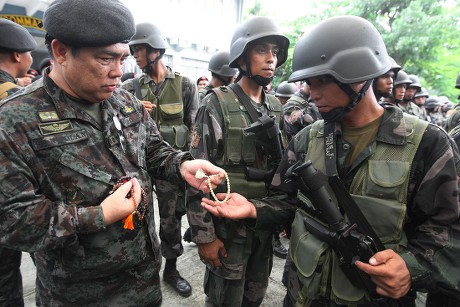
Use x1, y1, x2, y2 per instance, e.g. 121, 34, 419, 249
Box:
290, 211, 329, 278
159, 103, 183, 115
368, 160, 409, 187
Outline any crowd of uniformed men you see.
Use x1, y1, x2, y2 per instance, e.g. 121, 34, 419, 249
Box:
1, 0, 460, 306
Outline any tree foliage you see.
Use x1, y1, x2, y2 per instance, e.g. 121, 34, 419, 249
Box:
247, 0, 460, 102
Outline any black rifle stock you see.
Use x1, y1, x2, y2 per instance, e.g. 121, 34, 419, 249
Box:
286, 160, 403, 306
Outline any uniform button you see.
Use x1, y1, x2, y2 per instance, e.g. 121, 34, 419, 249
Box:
343, 143, 351, 150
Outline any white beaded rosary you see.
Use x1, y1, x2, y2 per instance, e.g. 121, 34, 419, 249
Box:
195, 169, 231, 203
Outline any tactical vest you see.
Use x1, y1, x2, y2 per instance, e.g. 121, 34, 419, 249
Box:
138, 73, 189, 150
212, 86, 282, 199
0, 82, 18, 99
289, 114, 428, 306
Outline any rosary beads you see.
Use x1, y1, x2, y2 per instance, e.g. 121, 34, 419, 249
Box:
111, 176, 147, 230
195, 169, 231, 204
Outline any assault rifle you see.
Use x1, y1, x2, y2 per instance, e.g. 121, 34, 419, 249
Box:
286, 160, 404, 307
244, 114, 283, 184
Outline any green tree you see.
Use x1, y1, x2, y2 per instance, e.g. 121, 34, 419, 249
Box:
245, 0, 460, 102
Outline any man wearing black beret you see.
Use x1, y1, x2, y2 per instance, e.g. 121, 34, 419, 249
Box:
0, 0, 226, 306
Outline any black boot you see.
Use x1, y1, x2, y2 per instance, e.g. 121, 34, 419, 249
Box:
272, 236, 288, 259
163, 259, 192, 297
183, 227, 192, 243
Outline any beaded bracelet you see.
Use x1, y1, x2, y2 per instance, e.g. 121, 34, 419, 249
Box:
195, 169, 231, 204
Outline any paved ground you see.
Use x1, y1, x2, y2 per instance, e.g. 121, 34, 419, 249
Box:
21, 205, 288, 307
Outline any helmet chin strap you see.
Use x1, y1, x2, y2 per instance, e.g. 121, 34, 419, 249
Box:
320, 79, 373, 123
142, 47, 159, 74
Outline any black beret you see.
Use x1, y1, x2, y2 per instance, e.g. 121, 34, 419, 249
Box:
43, 0, 135, 47
0, 18, 37, 52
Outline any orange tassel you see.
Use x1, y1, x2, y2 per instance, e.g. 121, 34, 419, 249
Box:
122, 213, 135, 230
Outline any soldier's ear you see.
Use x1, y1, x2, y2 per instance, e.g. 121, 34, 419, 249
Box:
51, 39, 71, 65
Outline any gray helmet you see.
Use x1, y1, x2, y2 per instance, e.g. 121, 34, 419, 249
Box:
455, 72, 460, 89
414, 87, 429, 98
394, 70, 412, 86
389, 56, 401, 79
129, 23, 169, 52
275, 81, 297, 98
289, 15, 391, 84
424, 96, 440, 109
208, 51, 238, 77
229, 16, 289, 68
0, 18, 36, 52
407, 74, 422, 90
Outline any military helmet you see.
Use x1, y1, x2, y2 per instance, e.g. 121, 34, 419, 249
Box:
208, 51, 238, 77
393, 70, 412, 86
229, 16, 289, 68
129, 23, 169, 51
424, 96, 440, 109
0, 18, 36, 52
389, 56, 401, 78
275, 81, 297, 98
455, 72, 460, 89
407, 74, 422, 90
289, 15, 391, 84
414, 87, 429, 98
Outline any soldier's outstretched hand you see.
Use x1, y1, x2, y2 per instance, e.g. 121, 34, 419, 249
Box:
201, 192, 257, 220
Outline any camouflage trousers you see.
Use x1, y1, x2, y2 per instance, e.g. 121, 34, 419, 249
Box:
155, 179, 186, 260
204, 230, 273, 307
0, 247, 23, 307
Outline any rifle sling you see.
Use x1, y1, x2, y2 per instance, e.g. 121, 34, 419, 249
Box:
133, 78, 142, 100
323, 121, 386, 251
228, 83, 260, 123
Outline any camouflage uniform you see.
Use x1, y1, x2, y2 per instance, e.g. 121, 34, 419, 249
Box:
0, 69, 24, 307
121, 67, 198, 260
187, 84, 282, 306
0, 73, 193, 306
398, 101, 428, 121
247, 105, 460, 306
281, 92, 321, 145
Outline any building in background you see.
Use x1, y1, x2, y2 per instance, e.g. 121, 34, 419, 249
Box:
1, 0, 244, 82
0, 0, 50, 70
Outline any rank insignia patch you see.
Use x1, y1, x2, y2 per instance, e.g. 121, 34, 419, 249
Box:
38, 111, 59, 122
120, 105, 135, 116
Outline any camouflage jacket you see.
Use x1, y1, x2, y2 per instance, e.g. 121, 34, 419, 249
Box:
281, 95, 321, 145
0, 73, 192, 305
252, 105, 460, 299
398, 101, 428, 121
